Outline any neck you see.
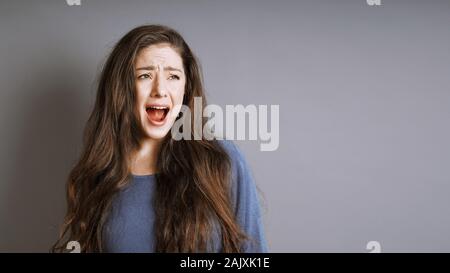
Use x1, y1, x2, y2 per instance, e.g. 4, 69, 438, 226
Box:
130, 137, 162, 176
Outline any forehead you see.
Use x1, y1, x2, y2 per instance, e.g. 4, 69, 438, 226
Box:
135, 43, 183, 68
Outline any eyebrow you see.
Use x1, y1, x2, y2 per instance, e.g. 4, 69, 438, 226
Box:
135, 65, 183, 73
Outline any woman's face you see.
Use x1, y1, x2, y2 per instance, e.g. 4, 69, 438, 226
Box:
134, 43, 186, 141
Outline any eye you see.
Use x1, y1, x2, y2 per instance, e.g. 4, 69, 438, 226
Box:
138, 73, 152, 80
168, 74, 180, 80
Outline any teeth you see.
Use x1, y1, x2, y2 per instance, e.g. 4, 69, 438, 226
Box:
147, 106, 169, 110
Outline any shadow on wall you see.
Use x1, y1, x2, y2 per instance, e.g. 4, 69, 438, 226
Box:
1, 49, 92, 252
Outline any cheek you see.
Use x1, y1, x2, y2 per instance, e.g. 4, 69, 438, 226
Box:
170, 82, 185, 104
175, 90, 185, 105
135, 83, 150, 105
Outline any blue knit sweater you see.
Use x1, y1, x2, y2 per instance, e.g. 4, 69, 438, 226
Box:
103, 140, 268, 252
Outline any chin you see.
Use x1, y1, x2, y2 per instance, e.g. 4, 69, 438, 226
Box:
143, 127, 170, 141
141, 118, 175, 141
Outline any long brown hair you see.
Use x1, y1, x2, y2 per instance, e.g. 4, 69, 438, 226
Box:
52, 25, 249, 252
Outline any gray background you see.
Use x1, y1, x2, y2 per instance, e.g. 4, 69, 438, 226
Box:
1, 0, 450, 252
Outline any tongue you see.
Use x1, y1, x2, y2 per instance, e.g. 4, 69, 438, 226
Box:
147, 109, 166, 122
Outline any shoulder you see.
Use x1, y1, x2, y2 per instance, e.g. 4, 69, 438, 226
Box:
217, 140, 268, 252
217, 139, 248, 173
217, 140, 256, 209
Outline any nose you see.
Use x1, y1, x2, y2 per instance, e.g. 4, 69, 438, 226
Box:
150, 72, 168, 98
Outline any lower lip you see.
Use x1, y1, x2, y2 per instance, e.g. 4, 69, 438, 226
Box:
146, 109, 169, 126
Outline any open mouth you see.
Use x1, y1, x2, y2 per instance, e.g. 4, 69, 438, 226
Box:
145, 105, 170, 124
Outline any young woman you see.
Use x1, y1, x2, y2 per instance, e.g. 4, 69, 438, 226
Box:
52, 25, 268, 253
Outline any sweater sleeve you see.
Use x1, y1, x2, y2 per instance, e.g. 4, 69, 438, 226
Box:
220, 140, 269, 253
